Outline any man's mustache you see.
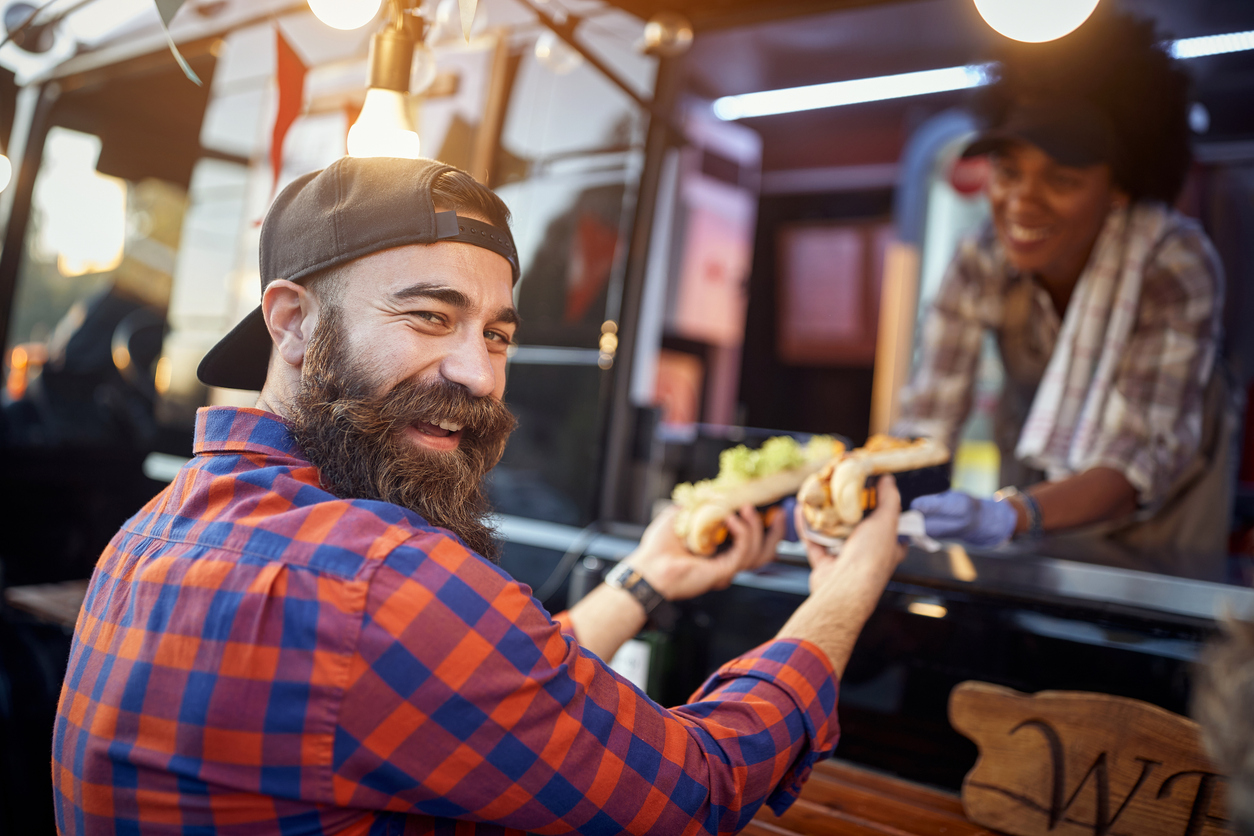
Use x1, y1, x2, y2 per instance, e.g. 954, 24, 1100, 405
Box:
309, 373, 516, 444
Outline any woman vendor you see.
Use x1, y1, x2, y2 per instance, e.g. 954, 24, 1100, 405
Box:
898, 12, 1229, 554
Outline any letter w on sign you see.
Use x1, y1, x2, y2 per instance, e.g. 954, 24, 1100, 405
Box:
949, 681, 1233, 836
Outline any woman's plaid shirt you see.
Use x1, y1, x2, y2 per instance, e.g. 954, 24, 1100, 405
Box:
52, 406, 840, 835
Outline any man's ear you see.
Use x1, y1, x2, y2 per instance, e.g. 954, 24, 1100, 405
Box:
262, 280, 319, 369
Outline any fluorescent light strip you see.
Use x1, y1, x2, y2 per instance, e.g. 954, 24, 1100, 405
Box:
712, 65, 989, 120
1171, 29, 1254, 60
714, 30, 1254, 121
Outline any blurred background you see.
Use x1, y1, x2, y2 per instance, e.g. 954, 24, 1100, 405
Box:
0, 0, 1252, 831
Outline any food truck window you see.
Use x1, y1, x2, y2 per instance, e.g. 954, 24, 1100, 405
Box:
489, 8, 656, 531
0, 40, 216, 584
4, 126, 185, 449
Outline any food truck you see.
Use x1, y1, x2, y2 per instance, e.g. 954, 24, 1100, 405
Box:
1, 0, 1253, 831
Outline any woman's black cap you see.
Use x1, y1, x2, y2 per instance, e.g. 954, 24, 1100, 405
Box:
961, 98, 1121, 170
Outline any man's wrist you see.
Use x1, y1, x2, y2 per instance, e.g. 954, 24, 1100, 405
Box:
605, 561, 666, 615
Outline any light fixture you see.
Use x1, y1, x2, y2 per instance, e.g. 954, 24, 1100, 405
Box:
308, 0, 383, 31
347, 0, 422, 159
1171, 29, 1254, 60
0, 153, 11, 192
973, 0, 1100, 44
712, 30, 1254, 121
712, 65, 988, 121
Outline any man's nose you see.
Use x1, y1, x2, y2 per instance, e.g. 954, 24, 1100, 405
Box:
439, 329, 497, 398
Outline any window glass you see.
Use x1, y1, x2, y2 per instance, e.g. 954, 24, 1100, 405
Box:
4, 126, 186, 450
486, 18, 653, 525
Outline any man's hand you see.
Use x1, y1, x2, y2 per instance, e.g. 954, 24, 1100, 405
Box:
566, 505, 783, 661
911, 490, 1017, 548
778, 475, 905, 676
625, 504, 785, 602
795, 475, 906, 594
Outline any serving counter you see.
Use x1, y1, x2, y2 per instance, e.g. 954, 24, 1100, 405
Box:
496, 514, 1254, 791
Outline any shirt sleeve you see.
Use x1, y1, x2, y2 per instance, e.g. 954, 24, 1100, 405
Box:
892, 236, 990, 451
1083, 223, 1224, 505
332, 532, 840, 834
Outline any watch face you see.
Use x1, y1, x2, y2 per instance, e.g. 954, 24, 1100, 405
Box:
608, 562, 634, 588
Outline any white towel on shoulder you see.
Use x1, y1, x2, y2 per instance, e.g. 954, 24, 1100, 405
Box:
1015, 203, 1173, 479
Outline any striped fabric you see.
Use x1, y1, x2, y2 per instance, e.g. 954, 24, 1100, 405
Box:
53, 406, 840, 835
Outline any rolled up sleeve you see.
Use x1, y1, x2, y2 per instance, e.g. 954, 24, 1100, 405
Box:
335, 533, 841, 834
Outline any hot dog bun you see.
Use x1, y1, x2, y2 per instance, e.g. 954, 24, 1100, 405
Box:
799, 435, 949, 539
673, 435, 845, 555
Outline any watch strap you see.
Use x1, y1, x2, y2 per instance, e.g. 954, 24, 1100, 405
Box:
605, 562, 666, 615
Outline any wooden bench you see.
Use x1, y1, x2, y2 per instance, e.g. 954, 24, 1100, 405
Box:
749, 759, 993, 836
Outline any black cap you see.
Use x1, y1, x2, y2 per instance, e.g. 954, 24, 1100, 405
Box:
961, 99, 1121, 169
196, 156, 519, 392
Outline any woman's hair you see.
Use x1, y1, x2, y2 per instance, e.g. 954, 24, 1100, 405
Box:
972, 10, 1193, 204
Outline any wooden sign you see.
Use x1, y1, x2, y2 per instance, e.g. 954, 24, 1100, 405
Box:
949, 681, 1233, 836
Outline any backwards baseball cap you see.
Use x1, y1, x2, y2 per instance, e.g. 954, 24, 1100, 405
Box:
961, 98, 1121, 170
196, 156, 520, 392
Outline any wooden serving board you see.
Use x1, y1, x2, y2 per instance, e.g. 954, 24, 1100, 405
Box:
949, 681, 1233, 836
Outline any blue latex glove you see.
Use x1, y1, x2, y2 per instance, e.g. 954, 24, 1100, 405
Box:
780, 496, 799, 542
910, 490, 1017, 548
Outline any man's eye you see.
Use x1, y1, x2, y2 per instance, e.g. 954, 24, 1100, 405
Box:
485, 330, 511, 344
411, 311, 447, 326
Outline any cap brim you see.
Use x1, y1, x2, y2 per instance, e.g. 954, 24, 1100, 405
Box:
196, 305, 272, 392
960, 127, 1107, 169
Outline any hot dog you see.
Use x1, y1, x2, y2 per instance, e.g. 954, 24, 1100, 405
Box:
673, 435, 845, 555
798, 435, 950, 538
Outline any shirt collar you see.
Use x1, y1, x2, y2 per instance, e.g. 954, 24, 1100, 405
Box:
193, 406, 305, 459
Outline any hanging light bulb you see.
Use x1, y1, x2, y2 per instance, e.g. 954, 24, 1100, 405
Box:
348, 3, 422, 159
309, 0, 383, 31
0, 154, 12, 192
973, 0, 1101, 43
348, 89, 421, 157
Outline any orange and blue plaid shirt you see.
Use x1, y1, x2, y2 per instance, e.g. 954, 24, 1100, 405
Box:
53, 406, 840, 835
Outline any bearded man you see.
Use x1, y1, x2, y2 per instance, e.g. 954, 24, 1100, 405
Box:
51, 157, 905, 835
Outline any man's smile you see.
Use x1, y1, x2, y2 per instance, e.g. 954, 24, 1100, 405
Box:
406, 420, 463, 451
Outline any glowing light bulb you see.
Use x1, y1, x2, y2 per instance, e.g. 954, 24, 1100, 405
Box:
0, 155, 12, 192
973, 0, 1100, 43
347, 88, 421, 158
308, 0, 383, 31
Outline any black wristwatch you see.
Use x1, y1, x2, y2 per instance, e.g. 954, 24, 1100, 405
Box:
604, 562, 666, 616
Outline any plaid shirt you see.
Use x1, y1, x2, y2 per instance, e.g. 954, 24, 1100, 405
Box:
895, 215, 1223, 504
53, 406, 839, 835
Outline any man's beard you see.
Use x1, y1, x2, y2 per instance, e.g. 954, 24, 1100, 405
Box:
287, 306, 517, 560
